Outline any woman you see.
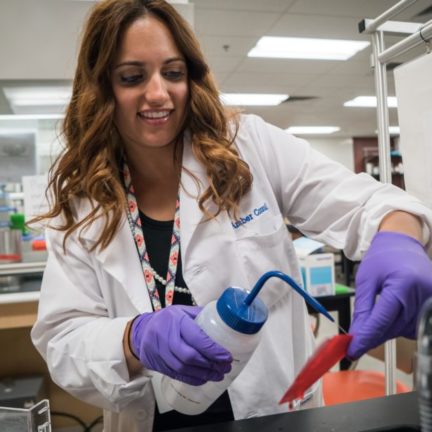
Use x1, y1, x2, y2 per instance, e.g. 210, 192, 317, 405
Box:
31, 0, 432, 431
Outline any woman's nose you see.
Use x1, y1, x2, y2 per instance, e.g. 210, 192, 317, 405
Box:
145, 74, 168, 105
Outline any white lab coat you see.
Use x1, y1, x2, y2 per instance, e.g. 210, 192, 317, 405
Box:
31, 114, 432, 431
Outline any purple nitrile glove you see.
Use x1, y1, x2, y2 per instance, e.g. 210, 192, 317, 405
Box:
348, 231, 432, 360
130, 305, 232, 386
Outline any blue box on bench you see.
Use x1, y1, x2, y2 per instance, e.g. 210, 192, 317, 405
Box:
293, 237, 335, 297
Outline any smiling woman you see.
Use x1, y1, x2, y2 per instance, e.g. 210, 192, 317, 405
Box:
32, 0, 252, 249
111, 17, 189, 152
29, 1, 432, 432
110, 15, 190, 220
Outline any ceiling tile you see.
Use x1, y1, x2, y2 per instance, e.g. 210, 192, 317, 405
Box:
235, 57, 337, 74
193, 0, 295, 12
195, 8, 281, 37
199, 35, 258, 59
0, 0, 427, 138
287, 0, 398, 19
206, 56, 244, 73
268, 13, 369, 40
221, 72, 318, 93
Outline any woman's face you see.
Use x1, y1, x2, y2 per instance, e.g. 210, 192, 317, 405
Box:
111, 16, 189, 152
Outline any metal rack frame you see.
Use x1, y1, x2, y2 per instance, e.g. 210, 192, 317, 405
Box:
359, 0, 432, 395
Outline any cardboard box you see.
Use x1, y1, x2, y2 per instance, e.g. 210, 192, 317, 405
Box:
293, 237, 335, 297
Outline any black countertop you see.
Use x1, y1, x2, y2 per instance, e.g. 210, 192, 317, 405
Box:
174, 392, 420, 432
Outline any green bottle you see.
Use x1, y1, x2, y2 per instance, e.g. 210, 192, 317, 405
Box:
10, 213, 28, 234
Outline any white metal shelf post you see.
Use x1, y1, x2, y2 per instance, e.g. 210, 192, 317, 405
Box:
359, 0, 432, 396
372, 30, 393, 186
373, 28, 398, 396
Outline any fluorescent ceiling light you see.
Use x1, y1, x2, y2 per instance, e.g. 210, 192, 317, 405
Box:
11, 99, 68, 107
344, 96, 398, 108
286, 126, 340, 135
0, 114, 65, 121
248, 37, 370, 61
220, 93, 288, 106
374, 126, 400, 135
3, 86, 72, 114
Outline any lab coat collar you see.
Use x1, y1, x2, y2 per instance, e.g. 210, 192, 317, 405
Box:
77, 202, 152, 312
75, 130, 209, 311
179, 130, 209, 262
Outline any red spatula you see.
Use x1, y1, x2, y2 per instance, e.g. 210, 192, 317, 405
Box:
279, 334, 353, 409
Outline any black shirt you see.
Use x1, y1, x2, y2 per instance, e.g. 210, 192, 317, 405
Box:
139, 211, 234, 430
140, 211, 191, 308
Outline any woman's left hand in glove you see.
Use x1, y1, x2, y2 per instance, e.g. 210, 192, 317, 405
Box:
348, 231, 432, 359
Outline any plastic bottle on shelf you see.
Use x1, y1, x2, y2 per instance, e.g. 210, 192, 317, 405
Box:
0, 185, 12, 229
10, 212, 27, 234
161, 284, 268, 415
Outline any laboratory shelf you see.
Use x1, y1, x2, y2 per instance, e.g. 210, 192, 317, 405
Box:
0, 261, 46, 276
0, 290, 40, 305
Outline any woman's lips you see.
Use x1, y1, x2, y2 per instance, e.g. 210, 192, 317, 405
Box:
137, 110, 172, 125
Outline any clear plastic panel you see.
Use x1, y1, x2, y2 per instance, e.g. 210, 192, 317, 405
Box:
0, 399, 51, 431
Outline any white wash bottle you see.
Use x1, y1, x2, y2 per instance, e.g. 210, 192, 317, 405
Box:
161, 284, 268, 415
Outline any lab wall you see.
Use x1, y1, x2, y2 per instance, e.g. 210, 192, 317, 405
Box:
308, 137, 355, 172
36, 127, 64, 174
394, 53, 432, 207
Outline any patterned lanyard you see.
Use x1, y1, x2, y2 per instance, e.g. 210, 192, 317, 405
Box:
123, 160, 181, 311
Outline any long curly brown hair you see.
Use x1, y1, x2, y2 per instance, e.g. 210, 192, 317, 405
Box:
35, 0, 253, 250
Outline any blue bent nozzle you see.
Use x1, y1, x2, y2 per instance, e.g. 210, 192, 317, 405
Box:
244, 270, 335, 323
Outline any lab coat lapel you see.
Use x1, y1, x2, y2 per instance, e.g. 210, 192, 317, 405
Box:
179, 132, 208, 262
76, 132, 209, 312
79, 205, 152, 313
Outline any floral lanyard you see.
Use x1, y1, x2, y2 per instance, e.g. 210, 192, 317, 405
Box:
123, 160, 181, 311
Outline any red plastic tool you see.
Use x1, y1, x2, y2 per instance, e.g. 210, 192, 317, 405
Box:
279, 333, 353, 409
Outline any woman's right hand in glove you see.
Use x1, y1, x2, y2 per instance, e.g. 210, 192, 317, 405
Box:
129, 305, 232, 385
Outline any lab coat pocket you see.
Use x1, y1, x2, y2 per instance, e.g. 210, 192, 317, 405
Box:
232, 212, 284, 245
234, 215, 300, 308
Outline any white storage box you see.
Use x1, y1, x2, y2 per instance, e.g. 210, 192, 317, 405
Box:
293, 237, 335, 297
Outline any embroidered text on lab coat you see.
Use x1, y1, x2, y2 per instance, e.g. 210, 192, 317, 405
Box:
231, 203, 269, 229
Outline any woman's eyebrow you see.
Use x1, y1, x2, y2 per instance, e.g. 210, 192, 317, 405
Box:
113, 57, 185, 70
113, 60, 144, 70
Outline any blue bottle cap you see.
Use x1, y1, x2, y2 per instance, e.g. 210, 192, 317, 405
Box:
216, 287, 268, 334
